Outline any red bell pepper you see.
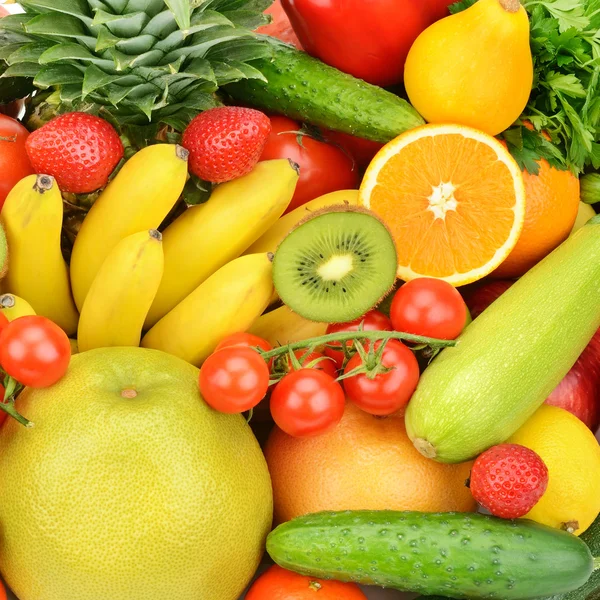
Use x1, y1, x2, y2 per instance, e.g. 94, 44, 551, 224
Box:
280, 0, 454, 87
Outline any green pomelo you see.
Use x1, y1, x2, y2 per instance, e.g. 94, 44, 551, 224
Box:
0, 347, 273, 600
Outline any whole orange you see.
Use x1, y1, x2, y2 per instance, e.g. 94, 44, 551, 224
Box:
493, 157, 580, 278
264, 403, 476, 524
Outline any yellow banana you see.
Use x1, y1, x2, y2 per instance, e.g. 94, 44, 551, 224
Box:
245, 189, 359, 254
142, 253, 274, 367
70, 144, 188, 311
77, 230, 164, 353
1, 175, 79, 334
0, 293, 36, 321
144, 159, 298, 329
249, 305, 328, 347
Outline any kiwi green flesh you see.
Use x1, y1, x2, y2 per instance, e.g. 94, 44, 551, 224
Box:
272, 211, 397, 323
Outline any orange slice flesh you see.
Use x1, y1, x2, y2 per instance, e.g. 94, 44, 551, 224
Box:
359, 124, 526, 285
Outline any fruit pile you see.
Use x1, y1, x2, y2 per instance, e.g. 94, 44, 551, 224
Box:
0, 1, 599, 600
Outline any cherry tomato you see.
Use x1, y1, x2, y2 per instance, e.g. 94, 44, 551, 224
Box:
0, 316, 71, 388
270, 369, 345, 437
0, 312, 10, 336
390, 278, 468, 340
286, 349, 338, 378
324, 130, 384, 170
325, 309, 393, 369
246, 564, 368, 600
259, 116, 359, 213
214, 332, 273, 368
343, 339, 420, 416
199, 346, 269, 414
0, 114, 34, 210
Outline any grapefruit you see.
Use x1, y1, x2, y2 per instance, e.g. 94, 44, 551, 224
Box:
264, 403, 475, 524
0, 347, 273, 600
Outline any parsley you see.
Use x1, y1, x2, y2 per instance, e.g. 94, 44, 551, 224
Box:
449, 0, 600, 174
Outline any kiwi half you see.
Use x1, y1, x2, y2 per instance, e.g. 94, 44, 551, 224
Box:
272, 206, 397, 323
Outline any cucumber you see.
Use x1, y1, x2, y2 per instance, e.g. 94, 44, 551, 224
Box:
225, 36, 425, 143
405, 216, 600, 463
414, 514, 600, 600
266, 510, 597, 600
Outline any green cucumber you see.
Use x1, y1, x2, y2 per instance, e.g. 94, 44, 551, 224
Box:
405, 216, 600, 463
225, 36, 425, 143
267, 510, 597, 600
414, 514, 600, 600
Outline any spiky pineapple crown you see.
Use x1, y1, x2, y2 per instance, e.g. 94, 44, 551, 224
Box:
0, 0, 274, 128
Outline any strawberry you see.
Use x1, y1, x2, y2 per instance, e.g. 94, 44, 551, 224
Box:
469, 443, 549, 519
25, 112, 124, 194
182, 106, 271, 183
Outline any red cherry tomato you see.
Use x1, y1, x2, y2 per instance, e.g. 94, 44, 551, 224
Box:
390, 278, 468, 340
270, 369, 345, 437
260, 116, 359, 213
0, 312, 10, 336
199, 346, 270, 414
214, 332, 273, 367
323, 130, 384, 170
0, 316, 71, 388
286, 349, 338, 379
343, 340, 420, 416
0, 114, 35, 210
325, 310, 393, 369
246, 565, 368, 600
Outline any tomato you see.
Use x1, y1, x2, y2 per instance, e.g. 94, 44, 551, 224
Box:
286, 349, 338, 378
390, 278, 468, 340
259, 116, 359, 213
0, 579, 6, 600
323, 130, 384, 170
214, 332, 273, 367
270, 369, 345, 437
199, 346, 270, 414
325, 309, 393, 369
246, 565, 368, 600
0, 114, 34, 210
255, 0, 303, 49
343, 339, 420, 416
0, 316, 71, 388
0, 312, 9, 337
0, 5, 9, 16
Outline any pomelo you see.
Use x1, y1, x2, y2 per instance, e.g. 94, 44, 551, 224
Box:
0, 347, 273, 600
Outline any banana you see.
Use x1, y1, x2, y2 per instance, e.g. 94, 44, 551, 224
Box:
249, 305, 328, 347
1, 175, 79, 334
0, 293, 36, 321
143, 159, 298, 329
142, 253, 274, 367
77, 230, 164, 353
70, 144, 188, 311
244, 189, 359, 255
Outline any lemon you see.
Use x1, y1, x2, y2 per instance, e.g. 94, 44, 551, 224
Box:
509, 404, 600, 535
0, 347, 273, 600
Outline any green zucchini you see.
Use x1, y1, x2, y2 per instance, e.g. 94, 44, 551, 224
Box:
414, 513, 600, 600
267, 510, 597, 600
405, 216, 600, 463
225, 36, 425, 143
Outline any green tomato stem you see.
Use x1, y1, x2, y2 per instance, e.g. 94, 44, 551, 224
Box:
0, 400, 33, 428
260, 330, 456, 362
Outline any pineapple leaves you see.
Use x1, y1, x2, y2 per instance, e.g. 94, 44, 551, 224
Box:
164, 0, 192, 30
34, 64, 85, 89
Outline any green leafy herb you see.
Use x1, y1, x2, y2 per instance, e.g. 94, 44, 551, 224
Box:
449, 0, 600, 174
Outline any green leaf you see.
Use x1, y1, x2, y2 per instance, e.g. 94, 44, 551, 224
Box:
2, 62, 45, 79
222, 9, 269, 29
21, 0, 94, 23
82, 64, 121, 97
182, 173, 213, 205
525, 0, 590, 32
93, 10, 149, 37
126, 0, 166, 18
164, 0, 192, 31
0, 44, 27, 62
546, 71, 587, 97
25, 13, 87, 37
142, 9, 178, 37
34, 64, 84, 88
448, 0, 477, 14
39, 43, 117, 70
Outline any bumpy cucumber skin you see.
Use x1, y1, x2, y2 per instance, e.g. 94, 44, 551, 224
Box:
225, 37, 424, 143
405, 221, 600, 463
415, 514, 600, 600
266, 511, 594, 600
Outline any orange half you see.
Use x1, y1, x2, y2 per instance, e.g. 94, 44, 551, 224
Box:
359, 124, 526, 285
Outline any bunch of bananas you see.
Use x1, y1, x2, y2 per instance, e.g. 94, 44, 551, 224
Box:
0, 144, 359, 367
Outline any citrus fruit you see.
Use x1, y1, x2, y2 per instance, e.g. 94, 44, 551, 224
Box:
0, 347, 273, 600
571, 202, 597, 236
508, 404, 600, 536
264, 402, 476, 524
492, 159, 580, 278
359, 124, 526, 286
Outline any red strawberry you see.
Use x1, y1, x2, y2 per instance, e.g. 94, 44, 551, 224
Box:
182, 107, 271, 183
25, 112, 124, 194
469, 443, 549, 519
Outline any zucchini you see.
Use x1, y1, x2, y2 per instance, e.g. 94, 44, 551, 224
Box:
414, 513, 600, 600
267, 510, 597, 600
225, 36, 425, 143
405, 216, 600, 463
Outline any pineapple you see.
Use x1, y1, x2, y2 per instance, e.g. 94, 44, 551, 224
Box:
0, 0, 274, 131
